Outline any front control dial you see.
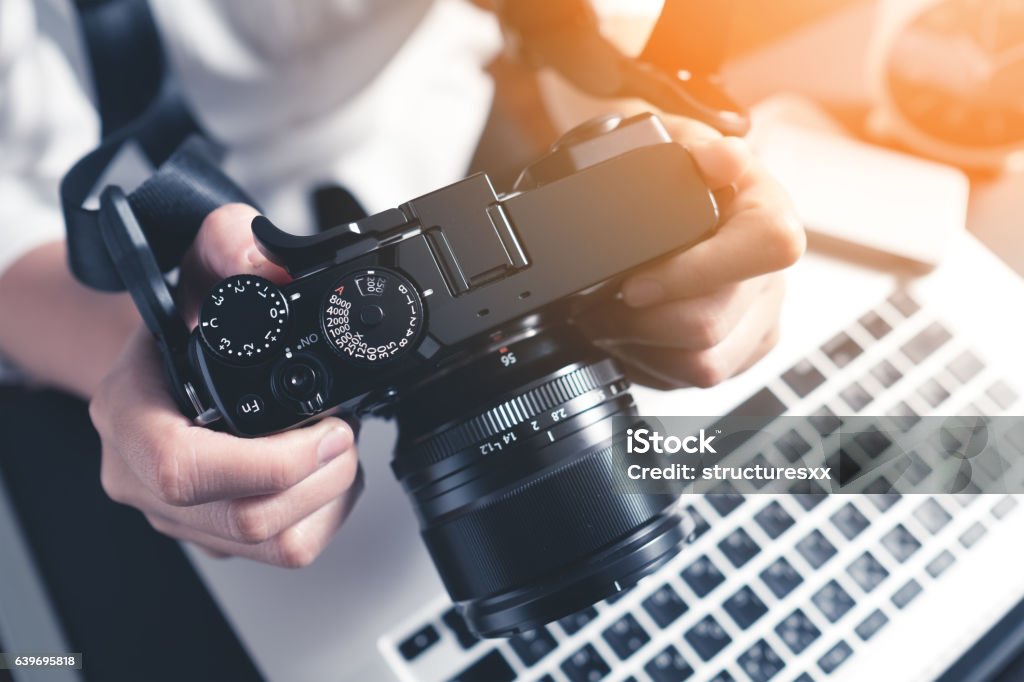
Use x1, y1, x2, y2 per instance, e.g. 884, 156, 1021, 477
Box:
199, 275, 289, 362
321, 267, 424, 363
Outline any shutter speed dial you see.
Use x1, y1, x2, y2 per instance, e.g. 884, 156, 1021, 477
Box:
199, 275, 289, 362
320, 267, 424, 363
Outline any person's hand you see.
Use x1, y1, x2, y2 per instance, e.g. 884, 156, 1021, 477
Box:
90, 204, 362, 567
576, 119, 805, 389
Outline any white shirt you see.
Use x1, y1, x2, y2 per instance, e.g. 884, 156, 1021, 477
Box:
0, 0, 501, 379
0, 0, 501, 271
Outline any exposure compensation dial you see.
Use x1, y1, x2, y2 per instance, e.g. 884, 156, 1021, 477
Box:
199, 275, 289, 362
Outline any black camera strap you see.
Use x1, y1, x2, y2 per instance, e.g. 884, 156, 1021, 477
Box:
61, 0, 256, 414
62, 0, 253, 291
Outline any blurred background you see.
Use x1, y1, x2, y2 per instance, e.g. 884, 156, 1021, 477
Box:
4, 2, 1024, 682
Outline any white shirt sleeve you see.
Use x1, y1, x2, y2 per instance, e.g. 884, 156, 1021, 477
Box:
0, 0, 98, 278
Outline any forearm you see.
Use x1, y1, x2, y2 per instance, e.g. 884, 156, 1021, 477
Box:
0, 241, 138, 399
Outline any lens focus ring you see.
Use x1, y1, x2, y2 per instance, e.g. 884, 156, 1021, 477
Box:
401, 359, 623, 470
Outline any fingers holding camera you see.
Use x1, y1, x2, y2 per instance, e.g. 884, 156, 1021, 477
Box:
92, 329, 362, 565
143, 490, 361, 568
579, 276, 766, 351
100, 428, 359, 543
599, 272, 786, 389
95, 341, 354, 504
179, 203, 290, 325
620, 143, 804, 307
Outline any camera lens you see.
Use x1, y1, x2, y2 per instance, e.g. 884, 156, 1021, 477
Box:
393, 328, 693, 637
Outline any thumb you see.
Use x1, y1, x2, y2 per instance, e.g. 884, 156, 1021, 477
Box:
179, 203, 290, 325
685, 136, 753, 190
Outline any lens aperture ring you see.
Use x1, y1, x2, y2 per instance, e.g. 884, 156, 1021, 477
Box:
399, 359, 623, 471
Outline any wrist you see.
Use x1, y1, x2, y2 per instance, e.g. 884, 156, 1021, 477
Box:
0, 241, 138, 398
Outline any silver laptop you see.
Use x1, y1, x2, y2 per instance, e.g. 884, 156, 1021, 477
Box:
174, 226, 1024, 682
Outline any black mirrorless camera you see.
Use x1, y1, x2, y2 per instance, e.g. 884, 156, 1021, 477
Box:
178, 113, 718, 636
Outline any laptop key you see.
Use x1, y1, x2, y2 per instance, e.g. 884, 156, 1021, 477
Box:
737, 639, 785, 682
684, 615, 731, 661
903, 451, 932, 485
754, 501, 795, 539
926, 550, 955, 578
901, 322, 952, 364
978, 450, 1011, 480
723, 586, 768, 629
746, 453, 775, 490
761, 557, 803, 598
790, 486, 827, 510
855, 609, 889, 641
705, 487, 745, 517
508, 626, 557, 667
954, 485, 982, 508
864, 477, 901, 511
776, 429, 812, 462
642, 584, 688, 628
830, 503, 870, 540
796, 530, 837, 569
855, 426, 892, 459
681, 555, 725, 597
775, 608, 820, 654
840, 382, 873, 412
917, 378, 950, 408
846, 552, 889, 593
891, 579, 922, 609
398, 624, 440, 661
888, 291, 920, 317
871, 359, 903, 389
881, 524, 921, 563
992, 496, 1019, 520
987, 381, 1019, 410
602, 614, 649, 661
561, 644, 611, 682
822, 332, 862, 368
959, 521, 987, 549
888, 401, 920, 431
712, 388, 787, 451
718, 528, 760, 567
818, 641, 853, 675
947, 351, 985, 383
812, 580, 856, 623
809, 406, 842, 435
686, 505, 710, 540
442, 608, 479, 649
859, 310, 892, 339
558, 606, 598, 635
827, 448, 861, 485
914, 498, 952, 534
783, 359, 826, 398
726, 386, 787, 418
707, 672, 735, 682
451, 650, 515, 682
793, 675, 814, 682
644, 646, 693, 682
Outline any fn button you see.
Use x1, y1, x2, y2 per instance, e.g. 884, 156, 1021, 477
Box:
236, 394, 265, 419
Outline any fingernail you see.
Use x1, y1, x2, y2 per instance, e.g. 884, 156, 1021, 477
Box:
245, 246, 265, 269
622, 278, 665, 307
317, 425, 352, 466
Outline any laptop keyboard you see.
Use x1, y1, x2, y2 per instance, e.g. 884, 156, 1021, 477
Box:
380, 291, 1022, 682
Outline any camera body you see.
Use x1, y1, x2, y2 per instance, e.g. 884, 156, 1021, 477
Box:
183, 113, 718, 434
173, 113, 719, 635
